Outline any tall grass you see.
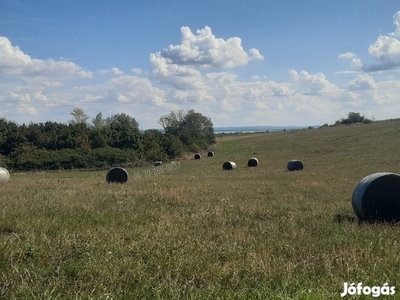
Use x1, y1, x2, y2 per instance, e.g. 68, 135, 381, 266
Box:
1, 120, 400, 299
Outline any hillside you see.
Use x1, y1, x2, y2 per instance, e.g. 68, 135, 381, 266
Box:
215, 119, 400, 176
1, 119, 400, 299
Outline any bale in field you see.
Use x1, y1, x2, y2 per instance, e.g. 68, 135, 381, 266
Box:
154, 161, 162, 166
106, 167, 129, 183
248, 157, 259, 167
194, 153, 201, 160
352, 172, 400, 222
207, 151, 214, 157
287, 160, 303, 171
0, 167, 10, 184
223, 161, 236, 170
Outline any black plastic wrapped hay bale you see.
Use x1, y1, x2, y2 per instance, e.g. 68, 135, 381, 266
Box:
287, 160, 303, 171
194, 153, 201, 160
248, 157, 259, 167
222, 161, 236, 170
0, 167, 10, 184
106, 167, 128, 183
154, 161, 162, 167
207, 151, 214, 157
352, 172, 400, 222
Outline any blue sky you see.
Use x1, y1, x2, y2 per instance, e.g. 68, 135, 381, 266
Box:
1, 1, 400, 129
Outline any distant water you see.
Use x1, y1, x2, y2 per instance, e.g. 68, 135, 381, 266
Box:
214, 125, 317, 134
142, 125, 319, 134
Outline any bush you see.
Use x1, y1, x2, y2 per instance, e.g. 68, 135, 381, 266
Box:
0, 155, 10, 168
334, 112, 373, 125
9, 147, 142, 171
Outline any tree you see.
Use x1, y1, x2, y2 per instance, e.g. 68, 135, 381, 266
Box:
69, 107, 89, 125
0, 119, 27, 155
158, 110, 185, 136
158, 109, 215, 151
106, 113, 139, 130
335, 112, 372, 125
68, 123, 91, 149
92, 112, 106, 128
25, 121, 72, 150
106, 113, 141, 150
142, 129, 168, 161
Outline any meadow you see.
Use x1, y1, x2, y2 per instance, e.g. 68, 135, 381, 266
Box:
1, 119, 400, 299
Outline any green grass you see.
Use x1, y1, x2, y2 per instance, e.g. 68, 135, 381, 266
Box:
1, 120, 400, 299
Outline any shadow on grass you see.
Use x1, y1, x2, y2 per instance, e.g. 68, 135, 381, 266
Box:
333, 213, 356, 224
334, 212, 400, 226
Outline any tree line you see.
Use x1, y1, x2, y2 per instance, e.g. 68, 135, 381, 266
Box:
0, 109, 215, 171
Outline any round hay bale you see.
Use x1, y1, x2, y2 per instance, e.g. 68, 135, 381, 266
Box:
287, 160, 303, 171
0, 167, 10, 184
248, 157, 259, 167
207, 151, 214, 157
222, 161, 236, 170
106, 167, 128, 183
154, 161, 162, 167
194, 153, 201, 160
352, 172, 400, 222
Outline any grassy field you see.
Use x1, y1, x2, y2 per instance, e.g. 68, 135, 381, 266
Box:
1, 119, 400, 299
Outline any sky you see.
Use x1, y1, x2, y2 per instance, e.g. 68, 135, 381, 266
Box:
1, 1, 400, 129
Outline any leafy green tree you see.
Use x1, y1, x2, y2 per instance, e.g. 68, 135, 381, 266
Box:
162, 134, 185, 159
89, 128, 109, 149
0, 118, 9, 153
158, 110, 185, 136
69, 107, 90, 125
106, 113, 141, 150
106, 113, 139, 130
141, 129, 168, 161
68, 123, 91, 149
0, 119, 27, 155
25, 121, 73, 150
92, 112, 106, 128
158, 109, 215, 151
335, 112, 372, 125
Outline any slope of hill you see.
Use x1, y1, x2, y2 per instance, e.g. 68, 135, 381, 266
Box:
1, 119, 400, 299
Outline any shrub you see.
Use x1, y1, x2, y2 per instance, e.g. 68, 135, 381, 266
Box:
334, 112, 373, 125
9, 147, 142, 171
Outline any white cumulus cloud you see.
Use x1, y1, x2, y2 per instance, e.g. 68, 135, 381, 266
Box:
0, 37, 92, 79
344, 74, 377, 91
289, 70, 338, 93
150, 26, 264, 90
367, 36, 400, 71
338, 52, 363, 69
131, 68, 142, 75
340, 11, 400, 72
157, 26, 264, 69
98, 67, 124, 76
390, 11, 400, 38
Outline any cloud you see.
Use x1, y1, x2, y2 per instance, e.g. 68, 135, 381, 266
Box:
390, 11, 400, 38
339, 11, 400, 72
131, 68, 142, 75
157, 26, 264, 69
289, 70, 339, 93
98, 67, 124, 76
43, 81, 64, 87
366, 36, 400, 71
149, 26, 264, 90
0, 36, 93, 79
3, 17, 400, 129
150, 53, 204, 89
338, 52, 363, 69
343, 74, 376, 91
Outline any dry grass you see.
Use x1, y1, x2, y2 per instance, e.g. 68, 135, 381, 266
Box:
1, 120, 400, 299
